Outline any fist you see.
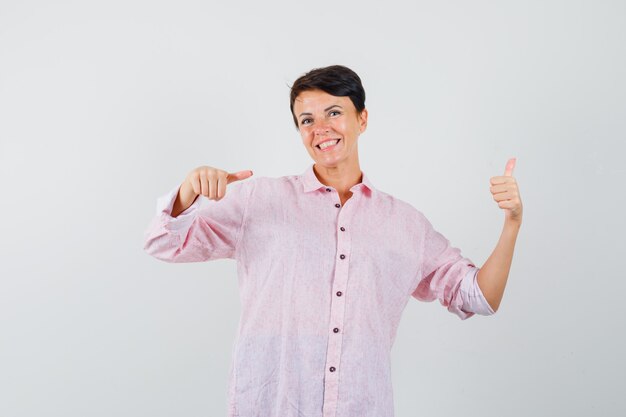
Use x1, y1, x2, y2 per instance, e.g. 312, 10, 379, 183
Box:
489, 158, 523, 223
185, 166, 253, 201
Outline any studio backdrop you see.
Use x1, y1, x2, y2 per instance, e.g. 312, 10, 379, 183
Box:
0, 1, 624, 416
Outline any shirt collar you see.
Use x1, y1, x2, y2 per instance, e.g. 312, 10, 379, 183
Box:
300, 163, 376, 196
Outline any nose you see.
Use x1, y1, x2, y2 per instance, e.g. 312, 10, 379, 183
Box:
314, 124, 331, 136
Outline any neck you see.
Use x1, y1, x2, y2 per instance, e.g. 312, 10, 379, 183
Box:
313, 160, 363, 196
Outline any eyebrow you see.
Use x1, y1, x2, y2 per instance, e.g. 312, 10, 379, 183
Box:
299, 105, 343, 118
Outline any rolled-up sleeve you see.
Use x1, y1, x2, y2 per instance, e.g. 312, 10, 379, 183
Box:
143, 179, 254, 263
458, 267, 496, 316
411, 215, 493, 320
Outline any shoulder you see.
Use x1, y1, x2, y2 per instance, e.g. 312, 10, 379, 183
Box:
250, 173, 299, 186
236, 172, 301, 196
371, 189, 436, 234
373, 188, 426, 220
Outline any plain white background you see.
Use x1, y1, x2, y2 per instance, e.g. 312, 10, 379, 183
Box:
1, 1, 625, 416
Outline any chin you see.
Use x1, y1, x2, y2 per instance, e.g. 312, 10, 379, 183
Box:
315, 157, 343, 167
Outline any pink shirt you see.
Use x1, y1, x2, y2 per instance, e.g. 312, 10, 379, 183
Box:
143, 163, 495, 417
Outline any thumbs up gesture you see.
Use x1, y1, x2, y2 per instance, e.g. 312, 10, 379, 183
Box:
489, 158, 523, 224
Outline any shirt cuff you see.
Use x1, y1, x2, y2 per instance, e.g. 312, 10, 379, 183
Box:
459, 267, 496, 315
155, 183, 204, 232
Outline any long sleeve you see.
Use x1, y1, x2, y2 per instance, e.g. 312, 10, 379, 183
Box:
143, 179, 254, 263
411, 216, 494, 320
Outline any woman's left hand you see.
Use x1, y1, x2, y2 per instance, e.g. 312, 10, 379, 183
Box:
489, 158, 523, 224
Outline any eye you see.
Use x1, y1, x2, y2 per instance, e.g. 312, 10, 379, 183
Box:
329, 110, 341, 116
301, 118, 312, 125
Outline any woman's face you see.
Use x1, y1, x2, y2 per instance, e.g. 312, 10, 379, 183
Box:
293, 89, 368, 168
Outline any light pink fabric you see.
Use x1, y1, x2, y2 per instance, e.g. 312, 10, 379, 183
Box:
143, 163, 495, 417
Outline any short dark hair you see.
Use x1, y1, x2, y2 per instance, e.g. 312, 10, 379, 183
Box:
289, 65, 366, 129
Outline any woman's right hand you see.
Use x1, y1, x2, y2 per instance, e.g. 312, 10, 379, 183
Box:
172, 166, 254, 217
185, 166, 254, 201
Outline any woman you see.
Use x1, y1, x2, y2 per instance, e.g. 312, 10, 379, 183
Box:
143, 65, 523, 417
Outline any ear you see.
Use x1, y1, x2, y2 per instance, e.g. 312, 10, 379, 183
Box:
358, 108, 368, 133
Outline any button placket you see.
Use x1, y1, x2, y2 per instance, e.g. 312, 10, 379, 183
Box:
322, 194, 355, 417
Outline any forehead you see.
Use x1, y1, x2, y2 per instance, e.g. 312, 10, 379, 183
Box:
293, 89, 354, 113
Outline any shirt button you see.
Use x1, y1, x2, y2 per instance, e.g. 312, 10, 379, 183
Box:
336, 291, 342, 297
339, 254, 345, 259
326, 188, 331, 192
333, 328, 339, 333
335, 203, 341, 208
340, 226, 345, 232
329, 366, 336, 372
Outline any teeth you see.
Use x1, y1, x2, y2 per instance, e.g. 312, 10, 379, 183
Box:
319, 139, 339, 149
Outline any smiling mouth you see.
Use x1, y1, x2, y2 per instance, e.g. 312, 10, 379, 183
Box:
316, 138, 341, 150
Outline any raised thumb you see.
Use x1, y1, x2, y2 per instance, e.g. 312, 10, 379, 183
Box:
227, 170, 254, 183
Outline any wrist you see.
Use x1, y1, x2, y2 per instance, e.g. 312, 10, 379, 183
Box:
504, 218, 522, 231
